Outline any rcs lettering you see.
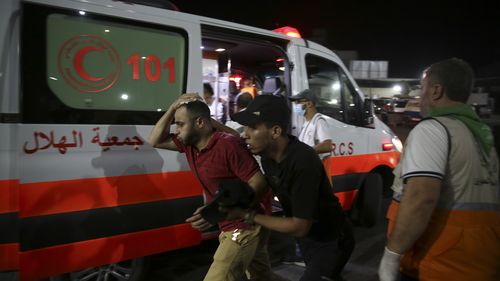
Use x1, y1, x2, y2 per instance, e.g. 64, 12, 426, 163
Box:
331, 142, 354, 156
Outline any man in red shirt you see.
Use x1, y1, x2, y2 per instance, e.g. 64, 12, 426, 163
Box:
148, 93, 281, 281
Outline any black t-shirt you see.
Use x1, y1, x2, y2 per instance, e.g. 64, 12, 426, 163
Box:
261, 136, 345, 241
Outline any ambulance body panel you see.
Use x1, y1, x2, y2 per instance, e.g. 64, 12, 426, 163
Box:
0, 0, 400, 279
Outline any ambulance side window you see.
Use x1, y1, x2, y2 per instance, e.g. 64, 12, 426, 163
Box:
341, 73, 363, 125
21, 3, 188, 124
305, 54, 362, 126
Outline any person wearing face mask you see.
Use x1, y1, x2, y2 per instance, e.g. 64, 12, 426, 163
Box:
290, 89, 332, 159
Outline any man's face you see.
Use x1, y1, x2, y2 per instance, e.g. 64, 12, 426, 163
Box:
174, 106, 199, 146
243, 123, 273, 155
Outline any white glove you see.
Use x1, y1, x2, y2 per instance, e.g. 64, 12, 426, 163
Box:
378, 246, 401, 281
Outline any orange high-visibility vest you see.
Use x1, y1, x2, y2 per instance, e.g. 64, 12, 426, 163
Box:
392, 117, 500, 281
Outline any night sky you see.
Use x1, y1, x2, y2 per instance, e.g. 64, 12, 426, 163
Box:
173, 0, 500, 78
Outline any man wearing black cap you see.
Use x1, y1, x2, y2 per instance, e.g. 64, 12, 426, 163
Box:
289, 89, 332, 159
229, 95, 355, 281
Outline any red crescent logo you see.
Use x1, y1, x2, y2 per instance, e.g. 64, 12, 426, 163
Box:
73, 46, 104, 82
57, 35, 121, 93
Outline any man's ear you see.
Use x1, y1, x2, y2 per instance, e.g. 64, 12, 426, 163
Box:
195, 117, 205, 128
271, 125, 282, 139
432, 84, 445, 101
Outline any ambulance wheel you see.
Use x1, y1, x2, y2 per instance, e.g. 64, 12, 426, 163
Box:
356, 173, 382, 227
48, 257, 147, 281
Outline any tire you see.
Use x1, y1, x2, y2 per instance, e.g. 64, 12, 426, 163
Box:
355, 173, 382, 227
48, 257, 148, 281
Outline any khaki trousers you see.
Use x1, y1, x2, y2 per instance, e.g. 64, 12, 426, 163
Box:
204, 225, 285, 281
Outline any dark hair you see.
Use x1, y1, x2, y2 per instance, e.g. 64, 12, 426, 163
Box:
236, 92, 253, 109
425, 58, 474, 103
203, 83, 214, 96
182, 100, 211, 121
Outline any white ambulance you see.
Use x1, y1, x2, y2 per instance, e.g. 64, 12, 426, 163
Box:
0, 0, 401, 280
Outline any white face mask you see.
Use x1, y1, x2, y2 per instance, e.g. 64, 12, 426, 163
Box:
294, 103, 305, 116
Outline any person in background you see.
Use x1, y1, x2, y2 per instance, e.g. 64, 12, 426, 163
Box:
379, 58, 500, 281
227, 95, 355, 281
241, 78, 259, 98
289, 89, 332, 159
148, 93, 285, 281
226, 92, 253, 135
203, 83, 226, 123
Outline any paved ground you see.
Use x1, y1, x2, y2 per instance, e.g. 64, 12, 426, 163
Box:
270, 199, 390, 281
144, 198, 391, 281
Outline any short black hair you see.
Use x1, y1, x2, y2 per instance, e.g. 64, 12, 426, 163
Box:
236, 92, 253, 109
425, 58, 474, 103
203, 83, 214, 96
182, 100, 211, 121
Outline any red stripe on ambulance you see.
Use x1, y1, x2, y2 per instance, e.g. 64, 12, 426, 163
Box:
20, 171, 203, 218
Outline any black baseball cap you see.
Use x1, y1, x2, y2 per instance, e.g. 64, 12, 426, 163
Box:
232, 95, 290, 128
288, 89, 317, 104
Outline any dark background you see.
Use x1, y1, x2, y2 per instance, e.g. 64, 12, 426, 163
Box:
172, 0, 500, 78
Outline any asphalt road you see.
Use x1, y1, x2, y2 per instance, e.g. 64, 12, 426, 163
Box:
146, 198, 391, 281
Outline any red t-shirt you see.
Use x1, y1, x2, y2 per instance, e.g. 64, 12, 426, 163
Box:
173, 131, 270, 231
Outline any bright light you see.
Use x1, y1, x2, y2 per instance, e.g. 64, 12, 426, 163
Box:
349, 103, 355, 107
78, 10, 86, 15
382, 143, 394, 151
327, 99, 339, 105
141, 56, 146, 60
229, 76, 242, 87
104, 29, 110, 33
157, 108, 162, 112
215, 48, 226, 52
332, 82, 341, 90
200, 46, 205, 49
393, 85, 402, 92
272, 26, 302, 38
49, 76, 58, 81
121, 94, 129, 100
279, 66, 285, 71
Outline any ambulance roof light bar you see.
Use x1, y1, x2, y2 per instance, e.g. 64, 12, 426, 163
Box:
272, 26, 302, 38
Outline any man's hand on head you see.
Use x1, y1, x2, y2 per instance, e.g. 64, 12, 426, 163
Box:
170, 93, 203, 111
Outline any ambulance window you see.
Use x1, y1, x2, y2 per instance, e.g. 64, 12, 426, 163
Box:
22, 3, 188, 124
341, 73, 363, 125
46, 14, 185, 111
305, 55, 362, 126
